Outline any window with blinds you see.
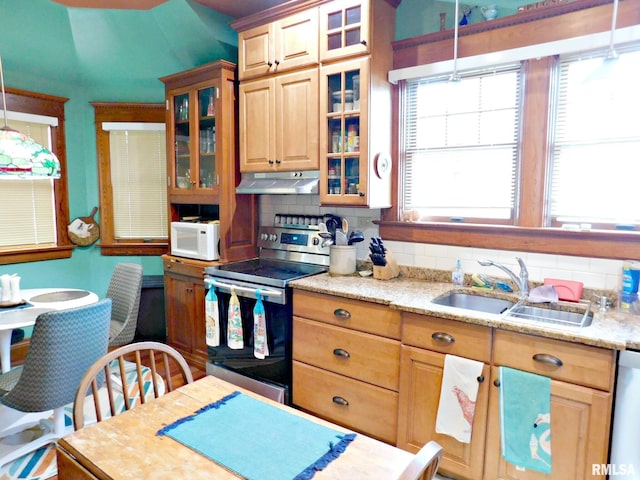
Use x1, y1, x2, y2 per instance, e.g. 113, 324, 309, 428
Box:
106, 125, 167, 240
403, 66, 522, 223
0, 119, 57, 248
549, 46, 640, 229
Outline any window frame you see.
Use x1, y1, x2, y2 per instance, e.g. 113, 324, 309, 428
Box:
0, 87, 71, 265
381, 0, 640, 261
92, 102, 168, 256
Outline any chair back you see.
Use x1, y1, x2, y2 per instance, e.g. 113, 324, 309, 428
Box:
0, 299, 112, 413
106, 263, 143, 347
397, 441, 444, 480
73, 341, 194, 430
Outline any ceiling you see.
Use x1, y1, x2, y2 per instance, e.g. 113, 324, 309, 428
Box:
52, 0, 292, 18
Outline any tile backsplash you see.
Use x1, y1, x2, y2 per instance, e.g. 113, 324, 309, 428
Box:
259, 195, 625, 291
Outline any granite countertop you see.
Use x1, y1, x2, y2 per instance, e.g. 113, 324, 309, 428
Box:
290, 273, 640, 351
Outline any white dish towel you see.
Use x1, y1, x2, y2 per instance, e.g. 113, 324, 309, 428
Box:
435, 354, 484, 443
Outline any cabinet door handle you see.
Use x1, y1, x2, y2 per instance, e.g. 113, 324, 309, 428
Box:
494, 379, 501, 387
333, 348, 350, 358
431, 331, 455, 343
477, 375, 485, 383
360, 39, 367, 46
268, 159, 274, 165
267, 61, 273, 67
333, 308, 351, 319
274, 59, 280, 65
533, 353, 563, 367
275, 159, 281, 165
332, 396, 349, 406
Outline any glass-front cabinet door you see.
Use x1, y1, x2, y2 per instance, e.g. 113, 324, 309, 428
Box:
319, 0, 370, 62
320, 58, 369, 206
168, 83, 219, 196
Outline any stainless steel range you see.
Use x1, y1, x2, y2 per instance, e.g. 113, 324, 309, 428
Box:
204, 215, 330, 404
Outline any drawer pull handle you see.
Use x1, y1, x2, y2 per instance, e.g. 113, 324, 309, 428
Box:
333, 348, 350, 358
431, 332, 455, 343
332, 396, 349, 406
333, 308, 351, 319
533, 353, 563, 367
494, 379, 501, 387
477, 375, 485, 383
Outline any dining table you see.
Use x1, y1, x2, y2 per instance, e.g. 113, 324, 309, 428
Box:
0, 288, 99, 373
56, 375, 415, 480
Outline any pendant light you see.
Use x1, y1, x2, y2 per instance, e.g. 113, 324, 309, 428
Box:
606, 0, 619, 60
0, 52, 61, 179
449, 0, 462, 82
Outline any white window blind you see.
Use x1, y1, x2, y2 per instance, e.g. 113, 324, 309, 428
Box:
108, 127, 167, 239
403, 66, 522, 222
0, 120, 57, 248
549, 46, 640, 229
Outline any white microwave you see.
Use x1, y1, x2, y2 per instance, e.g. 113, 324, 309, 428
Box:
170, 221, 220, 261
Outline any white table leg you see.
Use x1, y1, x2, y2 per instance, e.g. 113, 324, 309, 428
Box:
0, 330, 12, 374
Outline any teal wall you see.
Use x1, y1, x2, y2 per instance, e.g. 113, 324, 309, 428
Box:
0, 0, 237, 295
1, 0, 523, 294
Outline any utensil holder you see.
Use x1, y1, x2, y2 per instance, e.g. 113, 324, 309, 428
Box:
329, 246, 357, 276
373, 252, 400, 280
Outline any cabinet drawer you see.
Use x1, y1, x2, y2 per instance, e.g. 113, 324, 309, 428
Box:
293, 361, 398, 444
293, 317, 400, 391
163, 257, 206, 278
494, 329, 615, 391
402, 313, 492, 363
293, 290, 401, 339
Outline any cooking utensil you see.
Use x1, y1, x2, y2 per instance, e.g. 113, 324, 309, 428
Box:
321, 238, 334, 248
335, 230, 348, 246
348, 231, 364, 245
68, 206, 100, 246
341, 218, 349, 235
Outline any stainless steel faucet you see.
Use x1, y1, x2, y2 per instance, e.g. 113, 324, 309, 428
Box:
478, 257, 529, 297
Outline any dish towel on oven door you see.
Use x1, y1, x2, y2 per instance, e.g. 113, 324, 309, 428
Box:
253, 290, 269, 359
205, 287, 220, 347
435, 354, 484, 443
227, 286, 244, 349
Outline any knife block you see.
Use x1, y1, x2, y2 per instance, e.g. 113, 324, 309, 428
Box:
373, 251, 400, 280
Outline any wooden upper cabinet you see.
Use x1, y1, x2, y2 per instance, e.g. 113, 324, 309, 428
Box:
319, 0, 371, 62
238, 9, 319, 81
239, 68, 319, 172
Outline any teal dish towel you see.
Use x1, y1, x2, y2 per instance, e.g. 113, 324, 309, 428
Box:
499, 366, 552, 474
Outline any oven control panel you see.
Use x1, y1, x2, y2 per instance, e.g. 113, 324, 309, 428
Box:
257, 226, 328, 257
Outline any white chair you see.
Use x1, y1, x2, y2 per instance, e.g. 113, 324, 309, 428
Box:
397, 441, 444, 480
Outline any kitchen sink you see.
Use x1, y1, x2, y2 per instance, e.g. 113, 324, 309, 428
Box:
505, 302, 593, 328
431, 292, 516, 315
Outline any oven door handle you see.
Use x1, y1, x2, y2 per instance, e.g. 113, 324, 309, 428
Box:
205, 278, 283, 298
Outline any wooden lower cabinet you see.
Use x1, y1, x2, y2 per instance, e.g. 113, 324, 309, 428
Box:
397, 346, 490, 480
163, 256, 208, 368
397, 314, 615, 480
483, 366, 612, 480
292, 290, 401, 444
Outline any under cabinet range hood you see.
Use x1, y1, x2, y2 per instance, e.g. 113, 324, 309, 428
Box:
236, 171, 320, 195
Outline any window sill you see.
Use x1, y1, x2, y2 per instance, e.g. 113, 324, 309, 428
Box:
99, 242, 168, 256
0, 245, 73, 265
376, 221, 640, 260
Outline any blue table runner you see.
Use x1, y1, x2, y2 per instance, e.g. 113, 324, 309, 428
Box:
157, 391, 356, 480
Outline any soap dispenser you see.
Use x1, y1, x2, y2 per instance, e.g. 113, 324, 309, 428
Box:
452, 259, 464, 286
